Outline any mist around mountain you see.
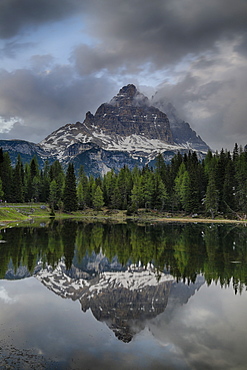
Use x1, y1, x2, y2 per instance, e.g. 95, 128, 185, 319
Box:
151, 92, 210, 152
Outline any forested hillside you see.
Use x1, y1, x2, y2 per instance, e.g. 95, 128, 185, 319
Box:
0, 144, 246, 218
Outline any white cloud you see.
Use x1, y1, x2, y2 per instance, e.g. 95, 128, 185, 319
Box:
0, 116, 23, 133
0, 286, 16, 304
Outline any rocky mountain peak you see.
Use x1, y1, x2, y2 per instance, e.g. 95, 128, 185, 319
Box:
82, 85, 173, 143
119, 83, 137, 97
109, 84, 149, 107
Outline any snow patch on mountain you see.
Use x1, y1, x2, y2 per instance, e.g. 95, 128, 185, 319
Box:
35, 259, 174, 300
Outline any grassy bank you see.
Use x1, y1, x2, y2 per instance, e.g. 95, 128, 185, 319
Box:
0, 203, 246, 226
0, 206, 29, 224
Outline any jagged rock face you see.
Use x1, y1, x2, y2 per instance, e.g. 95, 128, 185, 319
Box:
85, 84, 173, 143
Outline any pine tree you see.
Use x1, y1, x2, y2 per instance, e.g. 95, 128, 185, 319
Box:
77, 182, 84, 209
205, 175, 219, 218
131, 177, 143, 210
222, 160, 235, 213
0, 178, 4, 201
180, 170, 192, 213
233, 143, 239, 162
30, 156, 39, 180
77, 166, 90, 208
174, 162, 186, 210
142, 171, 155, 209
40, 161, 50, 202
155, 153, 167, 184
32, 176, 41, 202
12, 154, 24, 202
49, 160, 64, 204
235, 151, 247, 214
153, 173, 168, 210
49, 180, 58, 209
1, 152, 12, 202
63, 163, 78, 212
102, 169, 116, 207
186, 151, 202, 213
215, 149, 228, 212
92, 185, 104, 210
116, 166, 132, 209
111, 181, 122, 209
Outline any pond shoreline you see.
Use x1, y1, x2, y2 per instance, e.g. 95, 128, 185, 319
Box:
0, 204, 246, 226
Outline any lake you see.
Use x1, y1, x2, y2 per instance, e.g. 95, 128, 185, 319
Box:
0, 220, 247, 369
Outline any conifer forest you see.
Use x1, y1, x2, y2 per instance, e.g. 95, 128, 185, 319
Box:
0, 144, 247, 218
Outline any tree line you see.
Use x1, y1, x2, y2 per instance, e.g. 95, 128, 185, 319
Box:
0, 143, 247, 217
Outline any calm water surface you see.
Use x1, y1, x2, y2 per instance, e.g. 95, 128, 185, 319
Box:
0, 220, 247, 369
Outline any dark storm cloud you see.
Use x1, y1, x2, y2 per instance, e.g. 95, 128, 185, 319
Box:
0, 67, 116, 142
0, 0, 84, 39
2, 0, 245, 70
72, 0, 247, 73
153, 57, 247, 150
0, 0, 247, 149
234, 32, 247, 57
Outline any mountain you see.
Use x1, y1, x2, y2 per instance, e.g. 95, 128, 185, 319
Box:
0, 139, 53, 166
0, 84, 210, 175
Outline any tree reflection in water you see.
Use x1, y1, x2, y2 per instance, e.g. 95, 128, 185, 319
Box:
1, 221, 246, 288
0, 220, 247, 342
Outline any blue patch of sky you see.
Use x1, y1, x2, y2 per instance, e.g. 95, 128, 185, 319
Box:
0, 15, 96, 71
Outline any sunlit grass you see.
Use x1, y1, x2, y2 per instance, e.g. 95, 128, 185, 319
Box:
0, 207, 27, 222
0, 203, 245, 226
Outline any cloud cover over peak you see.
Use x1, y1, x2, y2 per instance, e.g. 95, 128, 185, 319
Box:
0, 0, 247, 150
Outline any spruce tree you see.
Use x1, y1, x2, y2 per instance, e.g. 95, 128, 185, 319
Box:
30, 156, 39, 180
1, 152, 12, 202
63, 163, 78, 212
0, 179, 4, 201
49, 180, 58, 209
180, 170, 192, 213
142, 171, 154, 209
92, 185, 104, 210
155, 153, 167, 184
77, 165, 90, 208
12, 154, 24, 202
131, 177, 143, 210
40, 161, 50, 202
222, 160, 235, 213
102, 169, 116, 207
154, 174, 168, 210
205, 175, 219, 218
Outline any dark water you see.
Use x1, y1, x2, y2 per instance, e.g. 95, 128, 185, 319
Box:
0, 220, 247, 369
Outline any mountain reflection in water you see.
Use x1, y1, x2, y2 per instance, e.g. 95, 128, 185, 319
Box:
1, 220, 247, 369
35, 256, 204, 342
1, 220, 246, 343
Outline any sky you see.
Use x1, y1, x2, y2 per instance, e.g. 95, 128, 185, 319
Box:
0, 0, 247, 151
